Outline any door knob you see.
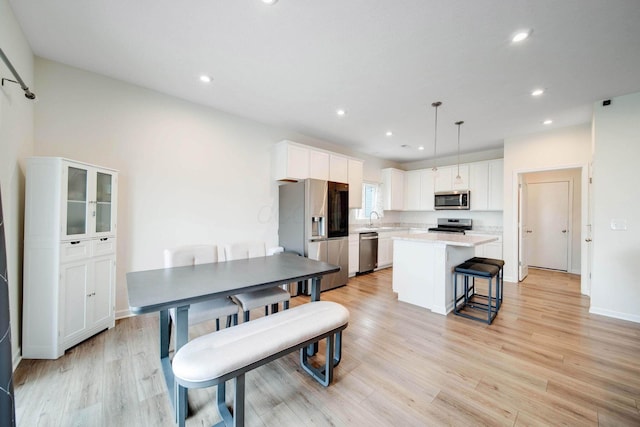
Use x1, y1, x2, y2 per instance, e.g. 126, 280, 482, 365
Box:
561, 230, 567, 233
525, 230, 532, 233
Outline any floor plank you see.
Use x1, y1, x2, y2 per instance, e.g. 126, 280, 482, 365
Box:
14, 267, 640, 426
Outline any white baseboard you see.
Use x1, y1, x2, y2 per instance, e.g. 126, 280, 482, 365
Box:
13, 347, 22, 371
589, 306, 640, 324
115, 309, 134, 320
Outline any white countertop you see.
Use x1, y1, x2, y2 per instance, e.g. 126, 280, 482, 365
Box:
392, 232, 498, 247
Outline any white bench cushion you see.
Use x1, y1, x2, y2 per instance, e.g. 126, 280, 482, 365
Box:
172, 301, 349, 386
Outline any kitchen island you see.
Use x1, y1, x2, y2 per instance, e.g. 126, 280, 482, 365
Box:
392, 232, 498, 315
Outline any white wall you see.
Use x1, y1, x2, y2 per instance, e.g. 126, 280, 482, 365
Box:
503, 124, 591, 284
590, 92, 640, 322
524, 169, 582, 274
0, 0, 35, 367
33, 58, 390, 318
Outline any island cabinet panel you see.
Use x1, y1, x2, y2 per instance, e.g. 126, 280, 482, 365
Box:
391, 233, 498, 314
23, 157, 117, 359
472, 233, 503, 259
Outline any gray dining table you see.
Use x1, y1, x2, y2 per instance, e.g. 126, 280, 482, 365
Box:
126, 253, 340, 423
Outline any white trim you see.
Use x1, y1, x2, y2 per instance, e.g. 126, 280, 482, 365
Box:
589, 307, 640, 324
13, 348, 22, 371
511, 163, 590, 296
115, 309, 134, 320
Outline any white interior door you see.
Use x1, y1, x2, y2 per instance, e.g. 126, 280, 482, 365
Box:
518, 177, 529, 281
527, 181, 570, 271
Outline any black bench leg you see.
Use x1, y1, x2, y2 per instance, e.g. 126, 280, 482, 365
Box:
300, 332, 342, 387
214, 377, 245, 427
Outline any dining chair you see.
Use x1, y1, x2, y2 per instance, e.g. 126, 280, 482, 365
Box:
163, 245, 239, 333
224, 241, 291, 322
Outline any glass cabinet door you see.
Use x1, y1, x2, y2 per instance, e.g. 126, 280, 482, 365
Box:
95, 172, 113, 234
66, 167, 88, 236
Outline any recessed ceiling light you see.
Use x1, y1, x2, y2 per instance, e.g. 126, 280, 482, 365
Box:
199, 75, 212, 83
336, 109, 346, 117
262, 0, 278, 4
512, 30, 532, 43
531, 88, 544, 97
543, 119, 553, 125
418, 146, 425, 151
386, 131, 393, 137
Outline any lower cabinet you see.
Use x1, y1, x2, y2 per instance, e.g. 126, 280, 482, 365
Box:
348, 234, 359, 276
61, 255, 115, 347
23, 238, 116, 359
378, 235, 393, 268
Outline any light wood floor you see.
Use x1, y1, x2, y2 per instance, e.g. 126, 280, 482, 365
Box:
14, 268, 640, 426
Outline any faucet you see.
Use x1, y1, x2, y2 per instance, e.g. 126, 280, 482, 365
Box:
369, 211, 380, 227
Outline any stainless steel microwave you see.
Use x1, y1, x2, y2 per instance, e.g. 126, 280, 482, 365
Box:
434, 190, 470, 210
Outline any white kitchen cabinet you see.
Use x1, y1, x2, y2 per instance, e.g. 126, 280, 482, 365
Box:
487, 159, 504, 210
434, 166, 453, 192
420, 169, 435, 210
308, 150, 329, 180
348, 159, 363, 208
404, 169, 435, 211
23, 157, 118, 359
329, 154, 349, 183
377, 233, 394, 268
348, 234, 359, 276
272, 140, 309, 181
469, 159, 503, 211
472, 234, 503, 259
381, 168, 405, 211
404, 170, 422, 210
435, 164, 469, 192
452, 164, 470, 190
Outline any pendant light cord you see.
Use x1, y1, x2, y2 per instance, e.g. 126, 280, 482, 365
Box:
431, 101, 442, 171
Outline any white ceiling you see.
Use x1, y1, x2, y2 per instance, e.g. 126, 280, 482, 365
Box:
9, 0, 640, 162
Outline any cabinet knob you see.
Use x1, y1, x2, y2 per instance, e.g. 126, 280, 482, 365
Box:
585, 238, 592, 242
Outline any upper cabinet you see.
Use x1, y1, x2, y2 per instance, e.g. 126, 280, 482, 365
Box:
404, 169, 435, 211
381, 168, 405, 211
62, 164, 117, 240
272, 140, 363, 201
348, 159, 363, 209
272, 140, 309, 181
385, 158, 503, 212
469, 159, 503, 211
330, 154, 349, 183
309, 150, 329, 180
487, 159, 504, 210
434, 164, 469, 192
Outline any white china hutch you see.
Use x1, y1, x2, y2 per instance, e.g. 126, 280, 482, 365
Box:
22, 157, 118, 359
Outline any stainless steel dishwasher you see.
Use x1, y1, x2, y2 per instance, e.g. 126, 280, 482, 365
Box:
358, 232, 378, 274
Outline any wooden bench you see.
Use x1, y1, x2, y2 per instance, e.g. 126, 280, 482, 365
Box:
171, 301, 349, 427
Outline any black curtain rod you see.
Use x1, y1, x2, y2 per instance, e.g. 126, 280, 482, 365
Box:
0, 47, 36, 100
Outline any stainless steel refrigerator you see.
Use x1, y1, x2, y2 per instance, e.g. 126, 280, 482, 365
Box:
278, 179, 349, 292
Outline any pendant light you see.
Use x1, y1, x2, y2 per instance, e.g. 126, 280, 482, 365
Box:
431, 101, 442, 172
454, 120, 464, 185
